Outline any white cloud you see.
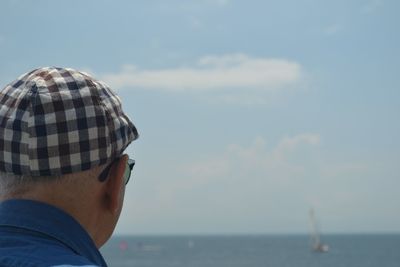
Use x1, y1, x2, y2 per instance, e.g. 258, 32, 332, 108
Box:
101, 54, 302, 92
118, 133, 322, 233
164, 133, 321, 199
272, 134, 321, 160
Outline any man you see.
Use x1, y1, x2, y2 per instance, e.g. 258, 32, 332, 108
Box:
0, 67, 139, 266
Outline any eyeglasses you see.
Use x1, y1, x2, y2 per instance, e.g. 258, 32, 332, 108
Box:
98, 157, 135, 185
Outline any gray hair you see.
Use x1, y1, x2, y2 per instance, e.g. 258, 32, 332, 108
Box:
0, 165, 101, 199
0, 171, 66, 197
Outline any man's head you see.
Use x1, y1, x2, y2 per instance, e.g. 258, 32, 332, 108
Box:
0, 67, 138, 247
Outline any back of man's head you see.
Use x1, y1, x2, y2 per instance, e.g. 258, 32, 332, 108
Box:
0, 67, 139, 247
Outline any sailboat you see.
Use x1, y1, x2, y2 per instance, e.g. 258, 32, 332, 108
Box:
309, 208, 329, 253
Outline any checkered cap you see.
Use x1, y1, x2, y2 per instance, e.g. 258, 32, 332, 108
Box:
0, 67, 138, 176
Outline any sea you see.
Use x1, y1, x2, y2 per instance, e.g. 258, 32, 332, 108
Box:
100, 234, 400, 267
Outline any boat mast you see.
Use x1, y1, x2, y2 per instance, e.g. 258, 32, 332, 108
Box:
309, 208, 320, 248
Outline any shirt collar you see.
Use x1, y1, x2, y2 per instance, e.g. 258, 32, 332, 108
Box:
0, 199, 107, 266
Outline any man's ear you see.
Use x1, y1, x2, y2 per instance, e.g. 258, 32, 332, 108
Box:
103, 155, 128, 214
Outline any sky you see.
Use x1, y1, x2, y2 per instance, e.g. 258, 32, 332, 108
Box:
0, 0, 399, 235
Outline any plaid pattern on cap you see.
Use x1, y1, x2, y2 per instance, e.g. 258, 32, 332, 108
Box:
0, 67, 138, 176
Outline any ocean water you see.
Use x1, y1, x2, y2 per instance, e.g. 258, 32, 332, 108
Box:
100, 234, 400, 267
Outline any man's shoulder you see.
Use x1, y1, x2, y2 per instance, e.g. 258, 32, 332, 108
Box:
0, 251, 99, 267
52, 265, 100, 267
0, 234, 99, 267
0, 200, 106, 267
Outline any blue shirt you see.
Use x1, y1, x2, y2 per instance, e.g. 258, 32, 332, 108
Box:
0, 199, 107, 267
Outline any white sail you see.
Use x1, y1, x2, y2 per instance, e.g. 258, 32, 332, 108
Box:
309, 208, 329, 252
